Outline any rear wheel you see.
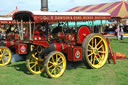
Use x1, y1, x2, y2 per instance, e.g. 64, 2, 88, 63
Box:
0, 46, 12, 66
26, 51, 45, 74
45, 51, 66, 78
82, 33, 108, 69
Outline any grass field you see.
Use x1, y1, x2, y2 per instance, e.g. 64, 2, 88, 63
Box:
0, 37, 128, 85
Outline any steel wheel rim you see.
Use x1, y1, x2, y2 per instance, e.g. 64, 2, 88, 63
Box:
28, 52, 45, 74
47, 52, 66, 78
87, 35, 108, 68
0, 47, 11, 66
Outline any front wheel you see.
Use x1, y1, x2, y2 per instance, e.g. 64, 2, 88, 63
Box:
0, 46, 12, 66
82, 33, 108, 69
26, 51, 45, 74
45, 51, 66, 78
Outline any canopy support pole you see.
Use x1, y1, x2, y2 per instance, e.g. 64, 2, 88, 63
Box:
21, 20, 23, 40
100, 20, 103, 33
29, 19, 32, 40
92, 20, 94, 32
17, 20, 22, 40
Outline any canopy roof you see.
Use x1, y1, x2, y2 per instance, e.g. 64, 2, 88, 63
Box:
0, 16, 28, 24
67, 1, 128, 18
5, 6, 19, 16
13, 10, 111, 22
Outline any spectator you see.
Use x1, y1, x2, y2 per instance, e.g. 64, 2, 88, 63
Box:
120, 26, 124, 40
115, 25, 120, 40
0, 29, 5, 40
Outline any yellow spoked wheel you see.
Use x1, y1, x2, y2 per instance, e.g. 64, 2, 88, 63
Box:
0, 46, 12, 66
45, 51, 66, 78
82, 33, 108, 69
26, 51, 45, 74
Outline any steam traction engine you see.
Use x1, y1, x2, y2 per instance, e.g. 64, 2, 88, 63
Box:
1, 10, 111, 78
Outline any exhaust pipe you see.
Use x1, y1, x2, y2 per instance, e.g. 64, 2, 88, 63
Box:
41, 0, 48, 11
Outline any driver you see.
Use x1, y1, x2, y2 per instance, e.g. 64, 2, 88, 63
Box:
52, 26, 62, 38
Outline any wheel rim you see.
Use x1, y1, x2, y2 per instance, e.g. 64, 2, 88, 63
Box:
0, 47, 11, 66
27, 52, 45, 74
87, 35, 108, 68
46, 52, 66, 78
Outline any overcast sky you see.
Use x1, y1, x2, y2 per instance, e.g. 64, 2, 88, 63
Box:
0, 0, 118, 15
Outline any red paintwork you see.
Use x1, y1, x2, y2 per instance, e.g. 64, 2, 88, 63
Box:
67, 46, 82, 61
106, 38, 116, 64
77, 26, 90, 44
67, 47, 73, 61
15, 44, 27, 54
65, 34, 76, 42
55, 43, 62, 51
33, 35, 46, 41
73, 47, 82, 61
33, 41, 50, 47
15, 34, 20, 40
33, 15, 111, 21
6, 41, 11, 47
0, 20, 29, 24
58, 32, 65, 39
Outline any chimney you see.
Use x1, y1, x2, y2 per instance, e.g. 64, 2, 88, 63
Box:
41, 0, 48, 11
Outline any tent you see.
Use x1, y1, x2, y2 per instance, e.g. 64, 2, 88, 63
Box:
67, 1, 128, 18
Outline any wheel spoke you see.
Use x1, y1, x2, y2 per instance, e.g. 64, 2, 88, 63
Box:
51, 56, 55, 62
93, 56, 96, 65
38, 65, 40, 71
51, 67, 56, 73
56, 54, 58, 62
97, 53, 102, 59
2, 49, 5, 54
96, 39, 102, 47
0, 49, 2, 54
90, 55, 93, 63
48, 61, 53, 64
98, 51, 106, 54
97, 45, 103, 50
56, 57, 61, 62
48, 64, 54, 69
34, 66, 36, 72
87, 49, 92, 52
91, 38, 94, 47
54, 68, 57, 76
32, 53, 38, 60
30, 62, 36, 64
95, 55, 100, 63
88, 44, 93, 49
1, 59, 4, 64
88, 52, 94, 57
56, 67, 61, 73
3, 57, 8, 62
95, 38, 97, 47
3, 51, 8, 56
31, 63, 37, 69
58, 60, 64, 65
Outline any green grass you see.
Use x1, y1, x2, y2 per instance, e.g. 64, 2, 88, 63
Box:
0, 37, 128, 85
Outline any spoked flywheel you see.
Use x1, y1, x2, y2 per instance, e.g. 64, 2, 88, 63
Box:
26, 51, 45, 74
82, 33, 108, 69
0, 46, 12, 66
45, 51, 66, 78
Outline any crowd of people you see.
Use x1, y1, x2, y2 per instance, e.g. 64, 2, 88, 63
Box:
104, 23, 125, 40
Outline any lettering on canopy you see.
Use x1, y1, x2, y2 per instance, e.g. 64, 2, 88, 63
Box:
0, 21, 29, 24
34, 15, 111, 21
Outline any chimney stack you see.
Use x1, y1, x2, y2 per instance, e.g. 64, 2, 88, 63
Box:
41, 0, 48, 11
